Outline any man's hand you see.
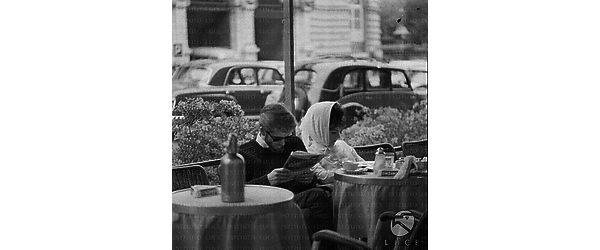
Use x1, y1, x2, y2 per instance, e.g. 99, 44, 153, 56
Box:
267, 168, 292, 185
294, 171, 315, 184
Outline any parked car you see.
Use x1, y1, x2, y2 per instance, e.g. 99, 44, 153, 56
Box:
260, 60, 285, 77
172, 60, 285, 117
389, 60, 427, 95
292, 55, 427, 122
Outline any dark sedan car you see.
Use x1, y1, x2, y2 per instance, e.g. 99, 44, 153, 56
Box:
172, 60, 285, 117
292, 56, 427, 120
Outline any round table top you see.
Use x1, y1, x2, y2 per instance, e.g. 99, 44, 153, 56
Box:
334, 170, 427, 186
172, 185, 295, 215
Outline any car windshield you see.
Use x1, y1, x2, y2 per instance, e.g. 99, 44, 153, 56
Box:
173, 66, 212, 86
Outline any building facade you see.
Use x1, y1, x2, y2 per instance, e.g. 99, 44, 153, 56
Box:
172, 0, 383, 65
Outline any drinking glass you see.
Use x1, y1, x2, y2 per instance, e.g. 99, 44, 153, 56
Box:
384, 152, 395, 168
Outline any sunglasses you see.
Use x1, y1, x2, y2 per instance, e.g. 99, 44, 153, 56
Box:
264, 130, 293, 142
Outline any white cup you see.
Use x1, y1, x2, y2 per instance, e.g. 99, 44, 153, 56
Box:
342, 161, 359, 171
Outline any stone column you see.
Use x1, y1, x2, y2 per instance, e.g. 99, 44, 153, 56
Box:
295, 0, 316, 61
364, 0, 383, 59
230, 0, 260, 61
172, 0, 191, 65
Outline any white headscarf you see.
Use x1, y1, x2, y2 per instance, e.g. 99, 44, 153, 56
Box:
299, 101, 337, 150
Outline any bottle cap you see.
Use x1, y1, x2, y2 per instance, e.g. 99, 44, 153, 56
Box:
226, 134, 239, 154
376, 147, 384, 154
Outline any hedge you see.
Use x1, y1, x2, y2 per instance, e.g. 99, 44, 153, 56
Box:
172, 97, 427, 184
172, 97, 259, 184
341, 100, 427, 146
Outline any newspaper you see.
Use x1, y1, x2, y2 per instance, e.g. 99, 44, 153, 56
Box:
282, 151, 327, 178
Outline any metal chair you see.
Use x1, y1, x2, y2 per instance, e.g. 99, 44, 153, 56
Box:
393, 146, 403, 157
402, 210, 427, 250
311, 209, 427, 250
353, 143, 396, 161
199, 159, 222, 185
401, 140, 427, 158
172, 162, 210, 191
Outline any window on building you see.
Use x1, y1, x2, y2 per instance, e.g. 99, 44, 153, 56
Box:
354, 8, 362, 30
349, 0, 365, 51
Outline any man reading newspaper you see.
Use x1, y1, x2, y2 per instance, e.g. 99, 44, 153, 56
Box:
239, 104, 334, 240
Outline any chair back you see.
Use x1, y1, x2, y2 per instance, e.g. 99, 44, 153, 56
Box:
354, 143, 396, 161
199, 159, 222, 185
172, 162, 210, 191
311, 230, 371, 250
393, 146, 403, 157
401, 140, 427, 158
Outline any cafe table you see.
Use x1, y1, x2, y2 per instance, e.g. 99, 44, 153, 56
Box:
333, 170, 427, 242
172, 185, 311, 250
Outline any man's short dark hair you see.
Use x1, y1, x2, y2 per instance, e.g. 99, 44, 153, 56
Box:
259, 103, 297, 132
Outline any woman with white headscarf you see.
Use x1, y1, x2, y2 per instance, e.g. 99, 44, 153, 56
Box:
299, 101, 364, 184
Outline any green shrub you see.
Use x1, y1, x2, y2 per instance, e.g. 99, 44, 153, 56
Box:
172, 97, 259, 184
342, 100, 427, 146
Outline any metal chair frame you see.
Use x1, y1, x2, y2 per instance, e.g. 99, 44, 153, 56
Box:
172, 162, 211, 191
353, 143, 397, 161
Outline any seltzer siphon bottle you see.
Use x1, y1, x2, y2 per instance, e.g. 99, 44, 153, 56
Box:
219, 134, 246, 203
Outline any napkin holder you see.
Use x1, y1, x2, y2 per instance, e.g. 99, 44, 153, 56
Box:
190, 185, 219, 198
379, 168, 399, 177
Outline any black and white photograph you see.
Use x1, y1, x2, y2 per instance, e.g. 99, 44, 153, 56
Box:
171, 0, 428, 249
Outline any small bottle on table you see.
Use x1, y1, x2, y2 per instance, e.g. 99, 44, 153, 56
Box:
373, 147, 386, 175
